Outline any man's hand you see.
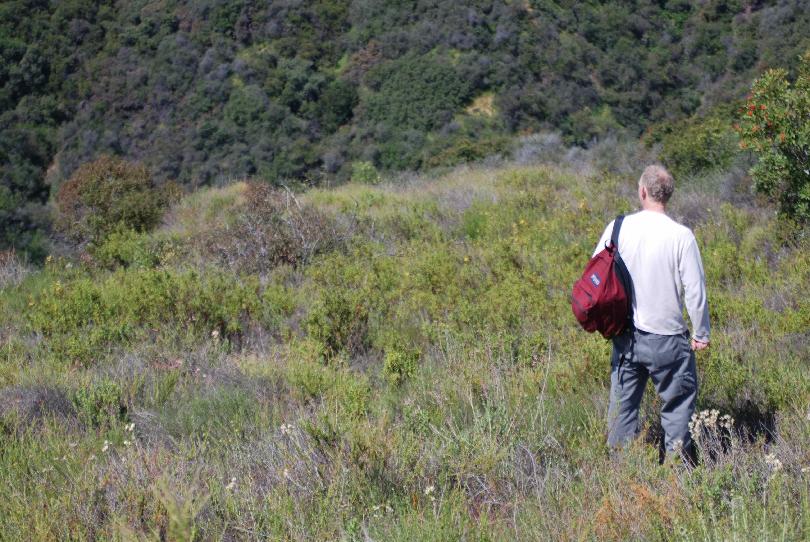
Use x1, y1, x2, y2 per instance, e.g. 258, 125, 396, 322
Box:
691, 339, 709, 351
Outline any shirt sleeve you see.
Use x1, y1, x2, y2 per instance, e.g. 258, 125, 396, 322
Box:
592, 220, 615, 258
679, 233, 710, 342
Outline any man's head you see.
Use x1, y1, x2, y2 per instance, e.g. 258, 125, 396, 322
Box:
638, 165, 674, 210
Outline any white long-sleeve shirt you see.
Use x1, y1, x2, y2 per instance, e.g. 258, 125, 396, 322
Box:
593, 210, 710, 342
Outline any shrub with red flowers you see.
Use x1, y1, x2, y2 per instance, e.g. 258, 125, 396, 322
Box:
736, 51, 810, 222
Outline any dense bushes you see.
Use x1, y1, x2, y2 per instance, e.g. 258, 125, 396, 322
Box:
26, 267, 259, 365
5, 1, 810, 255
55, 156, 174, 245
363, 53, 473, 132
652, 113, 739, 179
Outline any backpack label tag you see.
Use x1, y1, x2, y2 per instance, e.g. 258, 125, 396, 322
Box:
590, 273, 601, 287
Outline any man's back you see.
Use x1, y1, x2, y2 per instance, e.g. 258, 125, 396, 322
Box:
598, 165, 708, 461
594, 210, 710, 342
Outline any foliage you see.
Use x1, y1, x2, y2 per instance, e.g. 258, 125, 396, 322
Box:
26, 267, 259, 366
364, 53, 473, 132
383, 345, 420, 386
736, 51, 810, 222
4, 1, 810, 252
2, 123, 810, 540
653, 112, 739, 179
72, 378, 126, 428
351, 161, 381, 185
90, 228, 174, 270
55, 156, 173, 244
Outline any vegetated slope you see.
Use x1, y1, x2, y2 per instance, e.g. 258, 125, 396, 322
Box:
3, 0, 810, 254
0, 161, 808, 539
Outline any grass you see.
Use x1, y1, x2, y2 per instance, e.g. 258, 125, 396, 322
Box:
0, 161, 808, 540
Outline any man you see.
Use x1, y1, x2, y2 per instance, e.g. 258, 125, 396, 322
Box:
593, 165, 710, 461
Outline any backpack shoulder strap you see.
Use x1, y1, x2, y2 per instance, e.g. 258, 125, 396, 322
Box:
610, 215, 625, 249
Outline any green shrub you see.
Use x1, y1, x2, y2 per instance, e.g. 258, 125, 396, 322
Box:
72, 378, 126, 428
258, 282, 296, 332
27, 268, 259, 343
383, 346, 420, 386
364, 53, 473, 132
91, 228, 166, 269
460, 205, 489, 240
305, 287, 370, 359
350, 161, 380, 185
55, 156, 176, 244
303, 251, 381, 359
736, 51, 810, 221
328, 371, 371, 420
425, 135, 511, 169
286, 357, 331, 399
656, 114, 738, 178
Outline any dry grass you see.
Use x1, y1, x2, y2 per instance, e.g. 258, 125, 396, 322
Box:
0, 250, 31, 289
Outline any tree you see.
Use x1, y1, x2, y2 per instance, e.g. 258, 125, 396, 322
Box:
736, 51, 810, 222
55, 156, 173, 244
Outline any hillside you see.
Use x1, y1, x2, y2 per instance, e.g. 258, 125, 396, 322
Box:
3, 0, 810, 255
1, 160, 809, 539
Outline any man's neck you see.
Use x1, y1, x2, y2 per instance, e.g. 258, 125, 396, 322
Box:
641, 203, 667, 214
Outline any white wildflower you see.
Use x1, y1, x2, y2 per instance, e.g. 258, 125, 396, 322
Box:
101, 440, 110, 453
211, 329, 220, 339
689, 409, 734, 440
371, 503, 392, 518
226, 477, 237, 490
279, 423, 294, 435
126, 422, 135, 432
764, 452, 783, 472
424, 485, 436, 502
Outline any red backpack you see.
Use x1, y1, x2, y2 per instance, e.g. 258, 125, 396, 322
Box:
571, 215, 634, 339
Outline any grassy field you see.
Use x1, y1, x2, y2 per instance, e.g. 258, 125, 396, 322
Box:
1, 161, 809, 540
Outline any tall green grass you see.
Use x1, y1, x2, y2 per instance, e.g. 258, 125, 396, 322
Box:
0, 163, 808, 540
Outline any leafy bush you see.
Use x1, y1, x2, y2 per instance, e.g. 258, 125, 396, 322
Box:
351, 161, 380, 185
72, 379, 126, 428
55, 156, 175, 244
736, 51, 810, 221
364, 53, 473, 132
654, 114, 739, 179
90, 228, 168, 269
383, 346, 420, 386
425, 134, 512, 169
27, 268, 259, 344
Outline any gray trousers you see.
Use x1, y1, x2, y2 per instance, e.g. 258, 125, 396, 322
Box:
607, 328, 698, 453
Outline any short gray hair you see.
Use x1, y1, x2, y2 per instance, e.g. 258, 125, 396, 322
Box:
639, 165, 674, 204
